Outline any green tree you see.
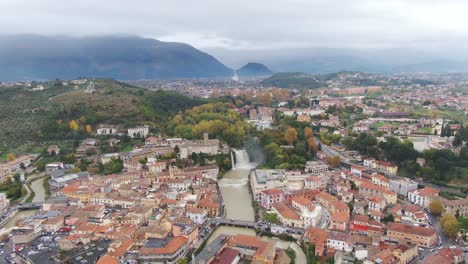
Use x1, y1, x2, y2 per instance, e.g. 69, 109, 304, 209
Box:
263, 212, 281, 224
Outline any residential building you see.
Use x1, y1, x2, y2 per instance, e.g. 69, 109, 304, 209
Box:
128, 125, 149, 138
272, 202, 303, 228
138, 236, 188, 264
390, 178, 418, 197
408, 187, 439, 208
186, 208, 207, 225
386, 223, 437, 247
327, 231, 352, 252
304, 161, 329, 175
304, 228, 328, 256
260, 188, 285, 210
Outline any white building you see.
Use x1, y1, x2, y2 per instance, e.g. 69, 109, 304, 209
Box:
390, 178, 418, 197
186, 208, 207, 225
250, 170, 287, 201
128, 125, 149, 138
327, 231, 353, 252
96, 125, 119, 135
305, 161, 329, 175
408, 187, 440, 208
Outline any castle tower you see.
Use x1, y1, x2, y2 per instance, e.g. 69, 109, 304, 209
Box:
203, 132, 209, 141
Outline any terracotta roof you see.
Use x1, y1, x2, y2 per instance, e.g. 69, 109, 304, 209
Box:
272, 202, 300, 220
139, 236, 187, 255
387, 223, 436, 237
291, 196, 313, 207
186, 207, 206, 215
331, 211, 350, 223
332, 201, 349, 212
262, 188, 284, 196
410, 187, 439, 197
211, 248, 239, 264
96, 255, 119, 264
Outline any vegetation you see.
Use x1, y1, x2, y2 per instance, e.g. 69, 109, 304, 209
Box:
305, 244, 317, 264
261, 72, 324, 89
43, 176, 51, 199
285, 248, 296, 264
167, 102, 251, 147
262, 212, 281, 224
440, 214, 460, 238
343, 133, 468, 189
429, 200, 444, 216
0, 174, 26, 201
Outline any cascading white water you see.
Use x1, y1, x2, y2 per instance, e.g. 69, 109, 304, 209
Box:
231, 149, 252, 169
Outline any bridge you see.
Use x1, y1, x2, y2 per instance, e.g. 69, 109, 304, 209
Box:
17, 202, 43, 210
214, 218, 305, 235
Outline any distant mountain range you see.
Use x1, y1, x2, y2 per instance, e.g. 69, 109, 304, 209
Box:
236, 62, 272, 77
1, 35, 468, 81
0, 35, 234, 81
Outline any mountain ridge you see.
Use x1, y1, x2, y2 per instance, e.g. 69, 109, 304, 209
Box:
0, 35, 234, 81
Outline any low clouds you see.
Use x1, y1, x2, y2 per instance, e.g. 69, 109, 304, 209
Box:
1, 0, 468, 67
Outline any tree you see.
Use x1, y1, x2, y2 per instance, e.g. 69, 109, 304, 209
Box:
68, 120, 80, 131
85, 124, 92, 134
440, 214, 460, 238
326, 156, 341, 167
176, 259, 188, 264
382, 214, 394, 223
304, 127, 314, 139
307, 137, 318, 153
285, 127, 298, 145
7, 153, 15, 161
429, 199, 443, 216
263, 212, 281, 224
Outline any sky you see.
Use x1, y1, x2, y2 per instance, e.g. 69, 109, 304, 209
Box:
1, 0, 468, 68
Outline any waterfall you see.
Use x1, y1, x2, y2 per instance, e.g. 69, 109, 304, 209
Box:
232, 149, 253, 170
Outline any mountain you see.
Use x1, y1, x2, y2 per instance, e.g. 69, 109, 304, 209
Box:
236, 62, 272, 77
261, 72, 324, 89
0, 35, 234, 81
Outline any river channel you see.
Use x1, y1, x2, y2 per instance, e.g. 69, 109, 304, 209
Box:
208, 149, 306, 263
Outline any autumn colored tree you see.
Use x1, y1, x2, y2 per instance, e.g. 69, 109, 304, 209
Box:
429, 199, 443, 216
257, 92, 273, 106
307, 137, 318, 153
68, 120, 80, 131
326, 156, 341, 167
304, 127, 314, 140
285, 127, 298, 145
7, 153, 16, 161
85, 124, 92, 134
440, 214, 460, 238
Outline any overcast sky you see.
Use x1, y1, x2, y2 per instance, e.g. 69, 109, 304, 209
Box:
1, 0, 467, 67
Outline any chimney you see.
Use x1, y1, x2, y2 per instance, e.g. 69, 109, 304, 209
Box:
203, 132, 209, 141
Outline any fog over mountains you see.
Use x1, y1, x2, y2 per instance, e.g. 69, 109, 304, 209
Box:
1, 35, 468, 81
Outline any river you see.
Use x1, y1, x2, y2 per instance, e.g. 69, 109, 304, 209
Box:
208, 149, 307, 263
30, 176, 47, 203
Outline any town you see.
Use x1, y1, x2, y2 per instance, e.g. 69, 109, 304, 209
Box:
0, 72, 466, 264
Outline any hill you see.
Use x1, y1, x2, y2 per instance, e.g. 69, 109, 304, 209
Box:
0, 35, 234, 81
0, 79, 206, 156
236, 62, 272, 77
261, 72, 324, 89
